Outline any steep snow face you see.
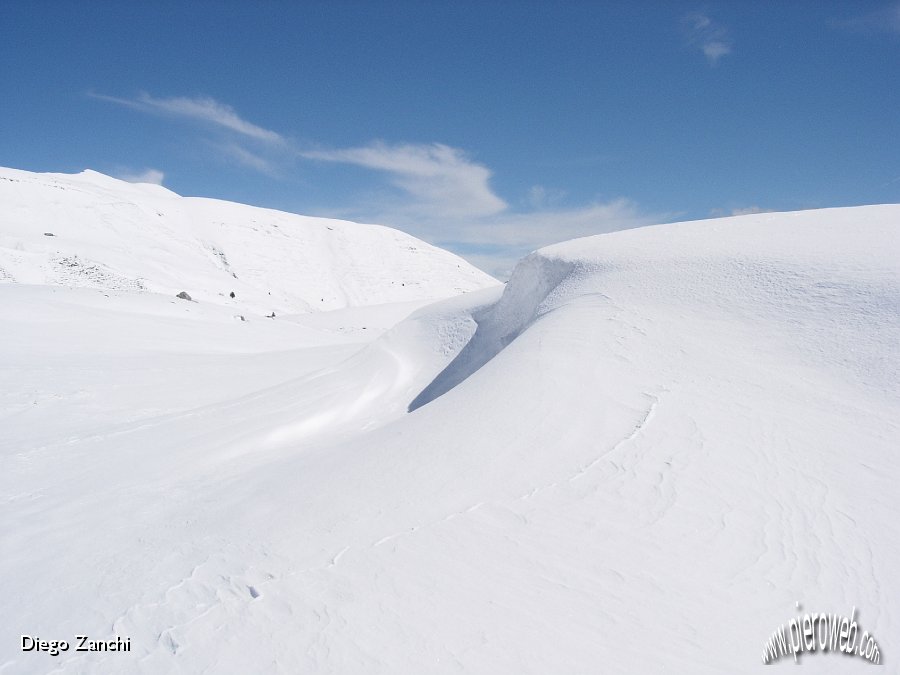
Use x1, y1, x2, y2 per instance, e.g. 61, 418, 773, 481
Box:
2, 204, 899, 674
0, 167, 497, 313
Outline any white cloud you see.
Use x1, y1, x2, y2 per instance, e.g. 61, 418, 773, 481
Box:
216, 142, 279, 175
93, 92, 283, 143
702, 41, 731, 62
307, 190, 659, 278
91, 92, 657, 275
342, 198, 659, 278
730, 205, 772, 216
528, 185, 548, 208
301, 142, 507, 219
836, 2, 900, 35
709, 205, 776, 218
683, 12, 732, 64
446, 200, 659, 278
116, 168, 165, 185
297, 144, 658, 275
527, 184, 568, 209
462, 199, 653, 249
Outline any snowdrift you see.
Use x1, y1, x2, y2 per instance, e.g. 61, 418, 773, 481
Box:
2, 202, 899, 674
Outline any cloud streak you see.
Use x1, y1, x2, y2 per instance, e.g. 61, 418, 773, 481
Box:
834, 2, 900, 35
729, 205, 772, 216
115, 168, 165, 185
448, 199, 659, 278
459, 199, 651, 248
93, 92, 658, 276
328, 195, 660, 279
216, 142, 279, 175
297, 143, 658, 271
93, 92, 283, 143
683, 12, 732, 64
301, 142, 508, 219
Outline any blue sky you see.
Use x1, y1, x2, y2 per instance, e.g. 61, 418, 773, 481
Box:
3, 1, 899, 275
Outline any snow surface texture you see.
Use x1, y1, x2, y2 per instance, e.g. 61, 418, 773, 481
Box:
2, 169, 899, 674
0, 167, 496, 314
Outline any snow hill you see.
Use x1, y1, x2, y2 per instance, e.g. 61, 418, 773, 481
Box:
0, 167, 496, 314
2, 185, 898, 674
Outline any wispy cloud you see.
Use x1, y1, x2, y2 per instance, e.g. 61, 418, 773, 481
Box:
301, 142, 507, 219
93, 92, 283, 143
709, 205, 775, 218
729, 205, 772, 216
457, 199, 658, 278
216, 142, 279, 175
331, 196, 660, 279
527, 185, 568, 209
460, 199, 652, 248
305, 175, 659, 278
115, 168, 165, 185
834, 2, 900, 35
296, 143, 658, 276
683, 12, 732, 64
92, 92, 658, 276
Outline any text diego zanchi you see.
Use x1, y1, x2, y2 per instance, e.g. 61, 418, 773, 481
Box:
21, 634, 131, 655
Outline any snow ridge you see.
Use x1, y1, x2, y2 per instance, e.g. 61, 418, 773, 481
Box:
410, 253, 576, 409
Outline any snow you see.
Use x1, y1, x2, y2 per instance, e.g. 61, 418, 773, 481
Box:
1, 168, 898, 674
0, 167, 496, 314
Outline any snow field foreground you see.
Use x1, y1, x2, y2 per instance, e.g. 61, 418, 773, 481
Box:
2, 205, 899, 673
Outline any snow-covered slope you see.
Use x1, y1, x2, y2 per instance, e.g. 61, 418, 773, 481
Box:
0, 167, 496, 314
2, 204, 898, 674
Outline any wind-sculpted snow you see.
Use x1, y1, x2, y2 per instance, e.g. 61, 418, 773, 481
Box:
412, 205, 900, 411
0, 167, 497, 314
2, 204, 898, 674
260, 286, 502, 447
410, 253, 575, 410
